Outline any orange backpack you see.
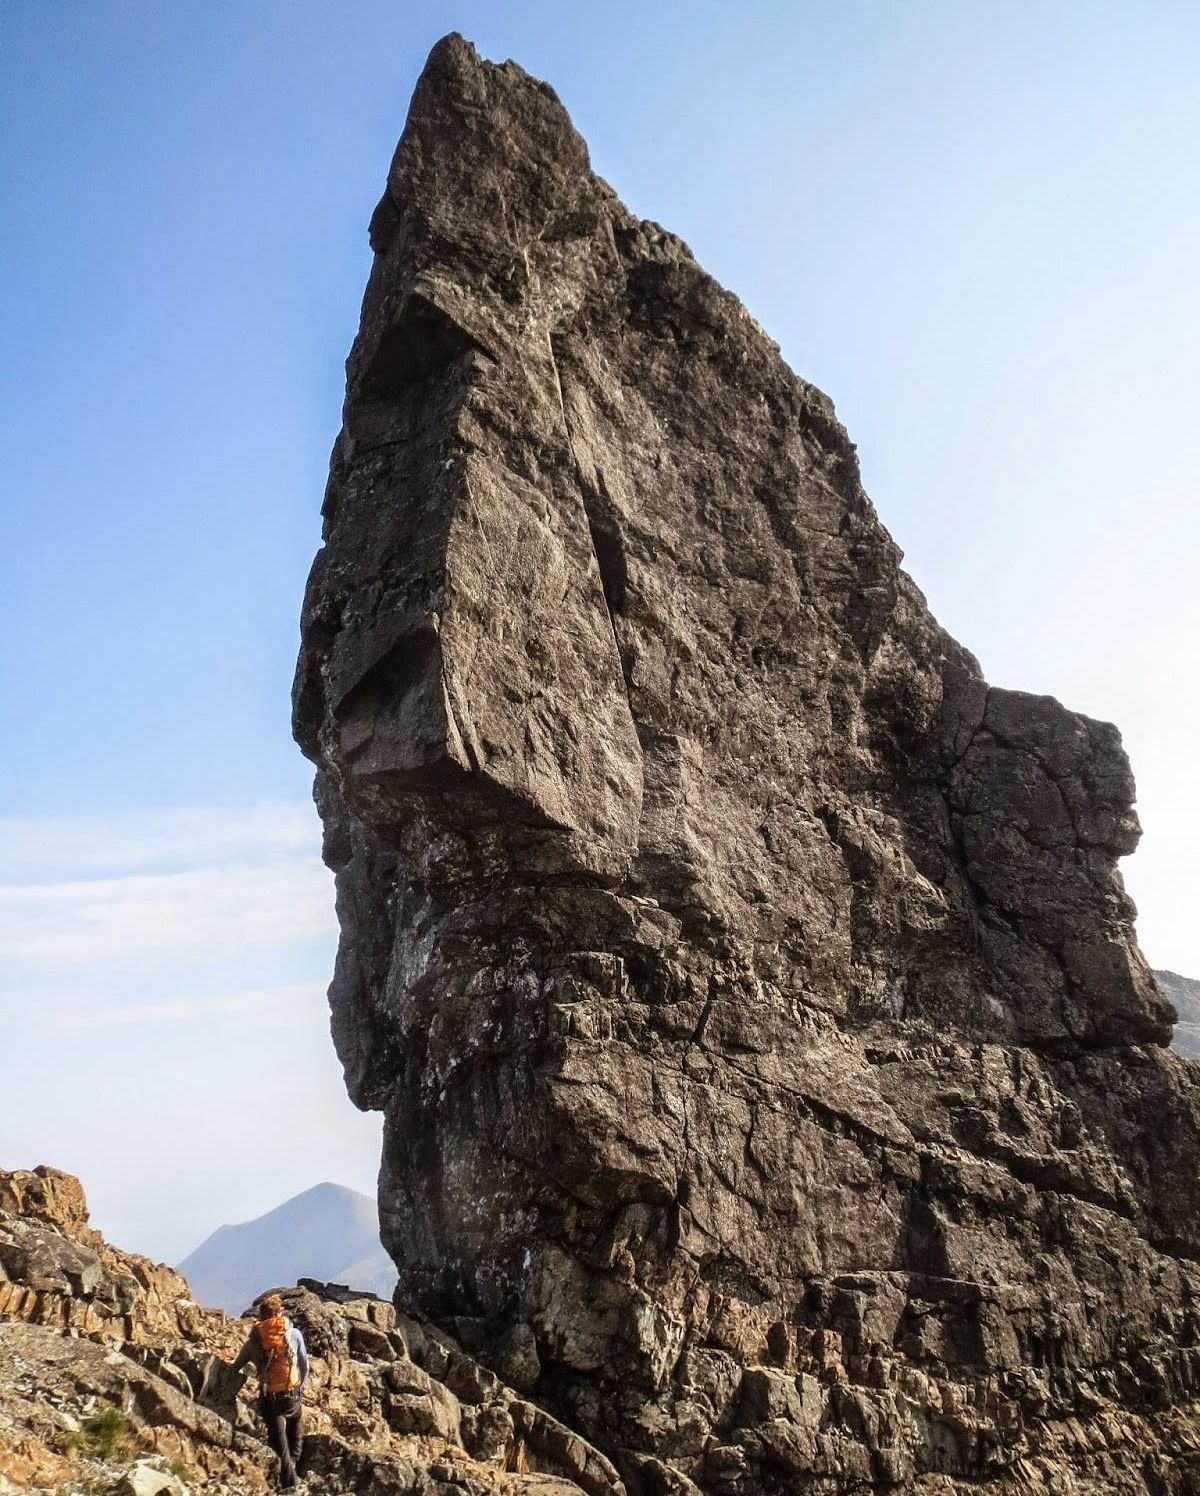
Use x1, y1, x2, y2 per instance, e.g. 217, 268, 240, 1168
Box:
257, 1315, 299, 1394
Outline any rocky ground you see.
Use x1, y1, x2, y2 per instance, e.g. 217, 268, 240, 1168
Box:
0, 1166, 623, 1496
11, 1165, 1200, 1496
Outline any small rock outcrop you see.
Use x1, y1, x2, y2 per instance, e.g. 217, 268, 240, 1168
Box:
294, 34, 1200, 1493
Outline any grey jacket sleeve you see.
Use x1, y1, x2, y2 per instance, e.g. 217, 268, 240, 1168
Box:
291, 1326, 309, 1384
231, 1327, 261, 1374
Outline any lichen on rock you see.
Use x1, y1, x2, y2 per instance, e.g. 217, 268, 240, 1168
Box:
294, 34, 1200, 1493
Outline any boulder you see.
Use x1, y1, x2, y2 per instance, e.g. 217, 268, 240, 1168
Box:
116, 1459, 188, 1496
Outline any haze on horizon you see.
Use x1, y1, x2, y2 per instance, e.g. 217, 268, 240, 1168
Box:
1, 0, 1196, 1264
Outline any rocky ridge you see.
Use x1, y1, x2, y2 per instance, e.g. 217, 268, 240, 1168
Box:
293, 33, 1200, 1494
0, 1166, 620, 1496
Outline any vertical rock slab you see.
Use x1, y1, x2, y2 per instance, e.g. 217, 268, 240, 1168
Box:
296, 34, 1200, 1492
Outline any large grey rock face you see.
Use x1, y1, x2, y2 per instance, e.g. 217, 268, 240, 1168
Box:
295, 35, 1200, 1492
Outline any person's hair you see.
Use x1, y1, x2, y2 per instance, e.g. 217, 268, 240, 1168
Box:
257, 1292, 284, 1320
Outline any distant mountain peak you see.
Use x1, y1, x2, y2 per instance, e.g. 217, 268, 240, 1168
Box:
1157, 968, 1200, 1060
177, 1182, 395, 1314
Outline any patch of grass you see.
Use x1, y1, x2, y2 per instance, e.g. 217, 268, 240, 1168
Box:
52, 1401, 137, 1462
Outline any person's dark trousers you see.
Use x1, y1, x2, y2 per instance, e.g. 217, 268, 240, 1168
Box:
259, 1391, 303, 1488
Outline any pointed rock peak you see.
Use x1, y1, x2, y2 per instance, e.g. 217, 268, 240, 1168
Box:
293, 40, 1196, 1495
368, 32, 594, 263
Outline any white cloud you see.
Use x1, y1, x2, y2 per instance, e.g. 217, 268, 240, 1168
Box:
0, 801, 319, 884
0, 859, 335, 969
0, 801, 364, 1260
0, 800, 338, 1040
62, 980, 329, 1030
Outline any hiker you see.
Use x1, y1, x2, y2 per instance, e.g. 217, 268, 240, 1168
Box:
229, 1291, 309, 1490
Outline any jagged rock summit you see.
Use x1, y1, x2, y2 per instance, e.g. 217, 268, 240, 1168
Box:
294, 34, 1200, 1493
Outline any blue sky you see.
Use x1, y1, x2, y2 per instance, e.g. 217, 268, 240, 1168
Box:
2, 1, 1197, 1267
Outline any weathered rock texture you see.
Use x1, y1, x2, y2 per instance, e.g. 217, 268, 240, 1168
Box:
294, 34, 1200, 1493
